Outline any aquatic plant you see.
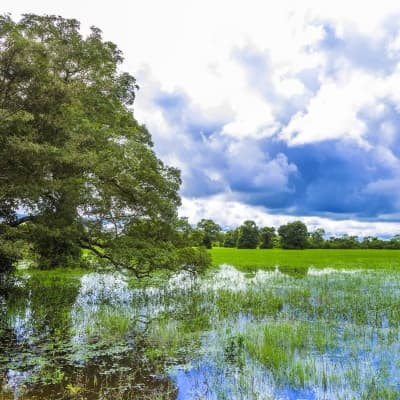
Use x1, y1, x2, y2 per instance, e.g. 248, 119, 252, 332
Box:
3, 264, 400, 399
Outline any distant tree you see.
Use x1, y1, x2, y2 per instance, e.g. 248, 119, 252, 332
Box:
323, 234, 360, 249
389, 235, 400, 249
223, 229, 239, 248
272, 234, 281, 248
174, 218, 203, 247
216, 231, 226, 247
324, 236, 336, 249
197, 219, 221, 249
320, 234, 400, 249
278, 221, 308, 249
345, 235, 360, 248
309, 228, 325, 248
202, 235, 212, 249
361, 236, 378, 249
259, 226, 276, 249
237, 220, 259, 249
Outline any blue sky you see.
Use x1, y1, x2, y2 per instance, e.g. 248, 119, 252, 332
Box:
3, 0, 400, 236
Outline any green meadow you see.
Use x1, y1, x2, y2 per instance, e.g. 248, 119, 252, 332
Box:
210, 247, 400, 270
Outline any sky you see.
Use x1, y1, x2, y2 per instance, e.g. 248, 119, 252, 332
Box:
3, 0, 400, 237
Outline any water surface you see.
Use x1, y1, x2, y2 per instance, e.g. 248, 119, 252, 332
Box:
1, 265, 400, 399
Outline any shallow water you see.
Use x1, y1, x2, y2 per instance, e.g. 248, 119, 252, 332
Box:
1, 265, 400, 399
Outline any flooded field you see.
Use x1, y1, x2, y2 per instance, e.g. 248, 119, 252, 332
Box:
1, 265, 400, 399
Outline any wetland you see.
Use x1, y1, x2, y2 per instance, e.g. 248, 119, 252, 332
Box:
2, 254, 400, 399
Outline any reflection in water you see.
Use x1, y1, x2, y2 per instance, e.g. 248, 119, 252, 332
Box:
1, 265, 400, 399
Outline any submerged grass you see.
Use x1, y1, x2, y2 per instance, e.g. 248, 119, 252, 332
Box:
216, 288, 283, 319
15, 266, 91, 283
244, 320, 335, 378
5, 259, 400, 399
210, 247, 400, 271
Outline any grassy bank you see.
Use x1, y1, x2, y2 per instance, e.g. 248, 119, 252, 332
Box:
209, 247, 400, 271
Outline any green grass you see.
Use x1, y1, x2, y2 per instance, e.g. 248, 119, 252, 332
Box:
16, 266, 90, 282
209, 247, 400, 271
244, 320, 333, 375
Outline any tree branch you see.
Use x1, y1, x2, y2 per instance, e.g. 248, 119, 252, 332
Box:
9, 215, 36, 227
78, 239, 152, 279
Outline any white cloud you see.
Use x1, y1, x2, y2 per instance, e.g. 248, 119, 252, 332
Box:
225, 142, 297, 192
280, 74, 378, 147
373, 146, 400, 170
365, 178, 400, 194
221, 98, 278, 139
4, 0, 400, 224
180, 196, 400, 237
6, 1, 400, 148
379, 122, 396, 146
253, 153, 297, 189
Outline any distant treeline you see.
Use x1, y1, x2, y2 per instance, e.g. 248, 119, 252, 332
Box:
193, 219, 400, 250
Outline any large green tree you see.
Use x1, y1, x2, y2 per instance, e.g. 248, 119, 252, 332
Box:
237, 220, 259, 249
223, 228, 238, 248
0, 14, 209, 275
278, 221, 308, 249
309, 228, 325, 248
197, 218, 221, 249
259, 226, 276, 249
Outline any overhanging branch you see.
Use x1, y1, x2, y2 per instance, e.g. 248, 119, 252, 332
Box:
78, 239, 151, 279
9, 215, 36, 227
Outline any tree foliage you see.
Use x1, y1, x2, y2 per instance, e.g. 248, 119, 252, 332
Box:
223, 229, 238, 248
237, 220, 259, 249
309, 228, 325, 248
197, 218, 221, 249
278, 221, 308, 249
0, 14, 209, 275
259, 226, 276, 249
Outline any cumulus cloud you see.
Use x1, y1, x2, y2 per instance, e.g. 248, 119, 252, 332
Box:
4, 0, 400, 234
130, 4, 400, 227
225, 142, 297, 193
280, 75, 372, 148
